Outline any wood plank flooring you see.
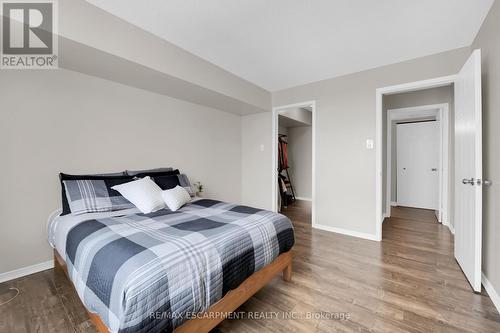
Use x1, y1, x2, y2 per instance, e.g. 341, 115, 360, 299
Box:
1, 201, 499, 332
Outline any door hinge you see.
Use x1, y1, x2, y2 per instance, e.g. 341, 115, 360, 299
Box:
477, 179, 493, 187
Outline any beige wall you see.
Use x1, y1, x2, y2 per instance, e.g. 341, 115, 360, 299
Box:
0, 69, 242, 274
271, 47, 470, 236
241, 112, 273, 210
472, 0, 500, 301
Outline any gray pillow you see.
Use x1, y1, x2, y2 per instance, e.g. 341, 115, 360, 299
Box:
126, 167, 173, 176
59, 171, 127, 215
93, 171, 126, 177
62, 178, 135, 215
178, 174, 195, 197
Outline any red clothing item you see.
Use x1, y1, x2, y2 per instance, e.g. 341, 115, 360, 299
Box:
278, 139, 289, 170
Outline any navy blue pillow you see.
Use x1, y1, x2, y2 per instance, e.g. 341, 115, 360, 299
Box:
132, 169, 180, 179
152, 174, 181, 190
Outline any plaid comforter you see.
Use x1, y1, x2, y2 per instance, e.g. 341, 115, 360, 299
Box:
64, 199, 294, 333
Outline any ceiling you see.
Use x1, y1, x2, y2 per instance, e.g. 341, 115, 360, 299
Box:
87, 0, 494, 92
278, 106, 312, 128
279, 114, 311, 128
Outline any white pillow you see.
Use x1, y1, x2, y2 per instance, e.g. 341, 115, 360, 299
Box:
111, 176, 165, 214
162, 186, 191, 212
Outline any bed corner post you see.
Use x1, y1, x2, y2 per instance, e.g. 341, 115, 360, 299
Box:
53, 249, 58, 268
282, 254, 292, 282
53, 249, 65, 273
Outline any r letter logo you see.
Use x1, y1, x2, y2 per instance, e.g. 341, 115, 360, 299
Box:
1, 0, 58, 69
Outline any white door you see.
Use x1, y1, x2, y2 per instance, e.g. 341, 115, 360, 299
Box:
454, 49, 482, 292
397, 121, 440, 210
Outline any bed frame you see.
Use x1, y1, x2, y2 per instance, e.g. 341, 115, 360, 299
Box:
54, 249, 292, 333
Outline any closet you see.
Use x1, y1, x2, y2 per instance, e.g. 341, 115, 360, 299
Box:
278, 134, 296, 209
276, 106, 313, 212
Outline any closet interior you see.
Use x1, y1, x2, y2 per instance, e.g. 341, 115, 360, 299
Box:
277, 106, 313, 212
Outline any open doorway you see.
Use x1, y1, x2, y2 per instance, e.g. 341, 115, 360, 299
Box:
381, 86, 454, 244
385, 103, 450, 227
376, 50, 484, 293
272, 101, 315, 225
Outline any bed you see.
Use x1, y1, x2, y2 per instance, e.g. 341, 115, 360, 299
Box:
48, 198, 294, 333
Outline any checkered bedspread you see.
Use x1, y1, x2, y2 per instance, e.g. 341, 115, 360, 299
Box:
64, 199, 294, 333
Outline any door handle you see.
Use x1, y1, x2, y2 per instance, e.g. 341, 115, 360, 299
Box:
462, 178, 475, 185
431, 168, 438, 172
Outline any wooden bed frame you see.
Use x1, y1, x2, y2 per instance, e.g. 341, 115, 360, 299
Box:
54, 249, 292, 333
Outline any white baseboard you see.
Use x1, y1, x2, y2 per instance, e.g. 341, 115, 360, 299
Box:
447, 223, 455, 235
391, 201, 398, 207
295, 197, 312, 201
313, 223, 378, 241
0, 260, 54, 284
482, 272, 500, 314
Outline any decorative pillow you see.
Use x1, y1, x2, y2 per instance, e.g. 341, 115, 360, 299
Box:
60, 172, 130, 215
128, 169, 192, 196
177, 174, 195, 197
111, 176, 165, 214
125, 167, 174, 176
62, 176, 134, 215
162, 186, 191, 212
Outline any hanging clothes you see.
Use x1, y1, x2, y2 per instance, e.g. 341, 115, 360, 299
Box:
278, 134, 295, 210
279, 176, 287, 193
278, 137, 289, 171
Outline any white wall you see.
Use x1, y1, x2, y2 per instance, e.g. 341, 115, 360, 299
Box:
270, 47, 470, 237
0, 69, 242, 274
287, 126, 312, 200
471, 0, 500, 304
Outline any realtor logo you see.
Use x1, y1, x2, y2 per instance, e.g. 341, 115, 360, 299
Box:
1, 0, 58, 69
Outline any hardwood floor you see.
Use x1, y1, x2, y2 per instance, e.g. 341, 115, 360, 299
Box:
1, 202, 499, 332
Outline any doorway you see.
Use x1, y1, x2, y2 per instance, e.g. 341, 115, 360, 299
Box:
386, 104, 450, 226
272, 101, 315, 225
375, 49, 484, 292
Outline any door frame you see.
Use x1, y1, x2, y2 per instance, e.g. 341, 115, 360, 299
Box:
386, 104, 450, 227
271, 101, 316, 225
375, 76, 456, 241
